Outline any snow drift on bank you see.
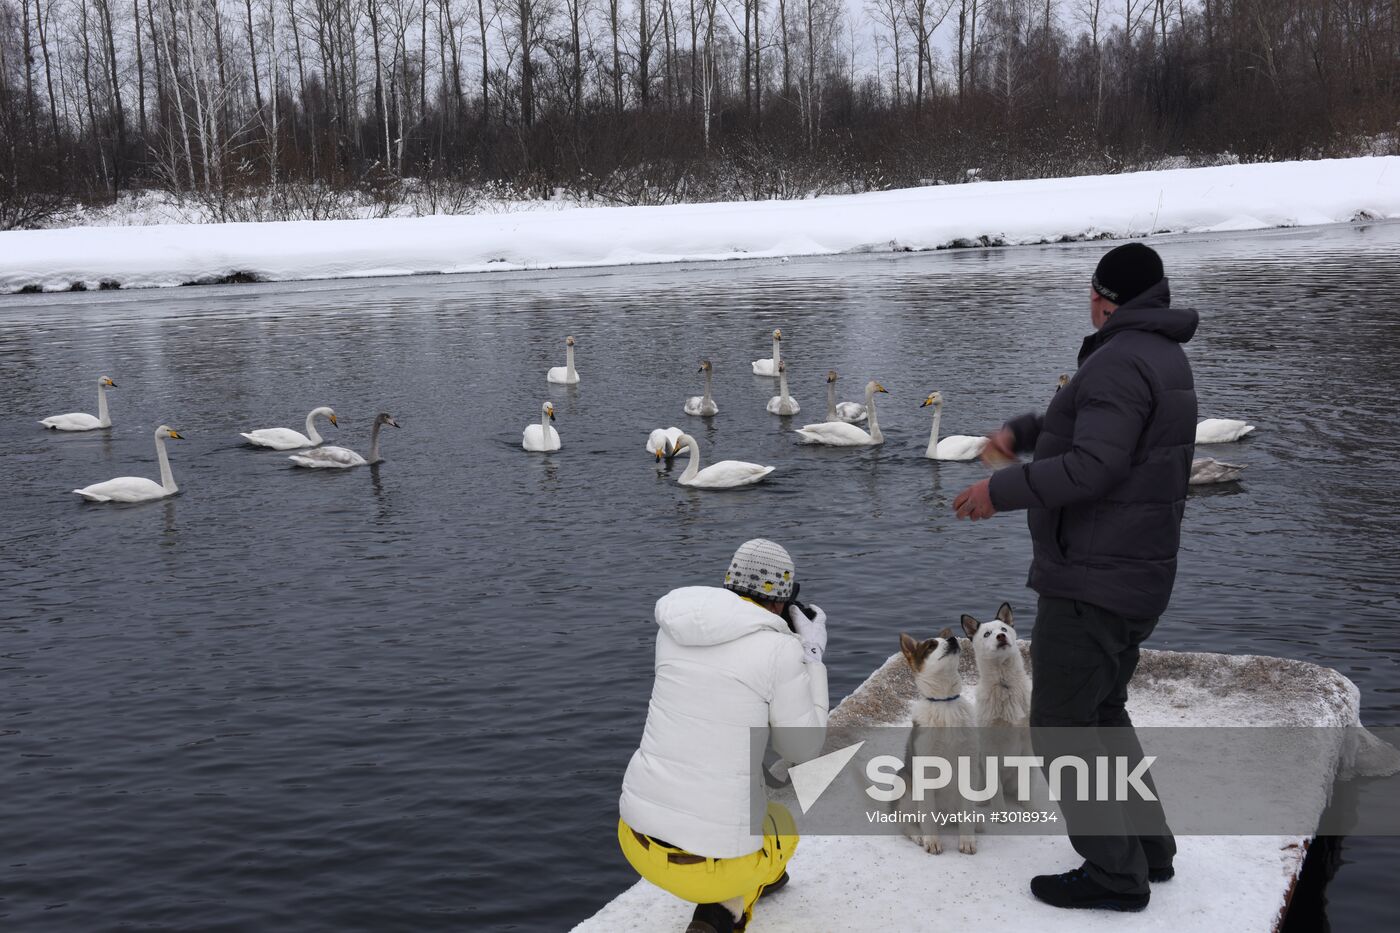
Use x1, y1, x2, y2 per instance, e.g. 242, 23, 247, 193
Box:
3, 157, 1397, 294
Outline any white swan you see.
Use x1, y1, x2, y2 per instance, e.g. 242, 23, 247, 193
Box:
796, 381, 888, 446
73, 425, 184, 502
523, 402, 561, 451
1196, 418, 1255, 444
241, 406, 337, 450
825, 370, 868, 423
752, 329, 782, 376
671, 433, 774, 489
684, 359, 720, 417
40, 376, 117, 431
1190, 457, 1246, 485
766, 361, 801, 415
922, 391, 988, 461
647, 426, 685, 462
289, 413, 399, 468
547, 336, 580, 385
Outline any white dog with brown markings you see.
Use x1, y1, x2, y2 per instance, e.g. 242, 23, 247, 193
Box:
898, 629, 977, 855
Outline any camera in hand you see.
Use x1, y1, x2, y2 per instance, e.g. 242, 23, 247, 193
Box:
788, 583, 815, 622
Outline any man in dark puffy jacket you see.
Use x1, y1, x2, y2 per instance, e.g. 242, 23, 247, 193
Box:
953, 242, 1196, 912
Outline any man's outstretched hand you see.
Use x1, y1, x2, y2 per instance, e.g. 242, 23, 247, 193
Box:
954, 479, 998, 521
981, 427, 1017, 467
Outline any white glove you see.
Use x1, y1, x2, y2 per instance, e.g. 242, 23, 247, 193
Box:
789, 603, 827, 664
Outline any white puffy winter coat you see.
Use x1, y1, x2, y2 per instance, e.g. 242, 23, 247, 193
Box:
619, 586, 829, 859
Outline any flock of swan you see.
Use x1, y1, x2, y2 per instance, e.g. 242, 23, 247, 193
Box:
39, 376, 400, 503
38, 329, 1254, 502
521, 330, 1256, 490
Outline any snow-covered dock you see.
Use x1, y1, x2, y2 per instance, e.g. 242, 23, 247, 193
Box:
3, 157, 1398, 294
575, 647, 1395, 933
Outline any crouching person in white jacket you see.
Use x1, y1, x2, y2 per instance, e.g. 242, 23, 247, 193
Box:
618, 539, 829, 933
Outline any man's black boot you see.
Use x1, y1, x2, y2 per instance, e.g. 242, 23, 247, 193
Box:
1029, 867, 1149, 912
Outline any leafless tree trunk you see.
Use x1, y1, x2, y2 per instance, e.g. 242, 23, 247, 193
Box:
661, 0, 674, 108
609, 0, 622, 110
95, 0, 129, 186
638, 0, 652, 108
133, 0, 148, 137
778, 0, 791, 98
869, 0, 904, 105
476, 0, 489, 120
687, 0, 697, 112
21, 0, 38, 143
368, 0, 392, 167
36, 0, 61, 141
156, 0, 198, 188
246, 0, 265, 111
699, 0, 716, 147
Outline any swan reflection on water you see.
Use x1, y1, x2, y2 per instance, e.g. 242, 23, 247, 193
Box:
161, 499, 177, 540
1189, 481, 1248, 499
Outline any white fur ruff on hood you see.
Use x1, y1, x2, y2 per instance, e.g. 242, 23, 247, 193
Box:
619, 586, 829, 858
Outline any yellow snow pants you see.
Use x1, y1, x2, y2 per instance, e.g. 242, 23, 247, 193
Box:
617, 803, 798, 925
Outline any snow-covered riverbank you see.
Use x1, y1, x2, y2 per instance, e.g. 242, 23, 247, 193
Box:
3, 157, 1396, 294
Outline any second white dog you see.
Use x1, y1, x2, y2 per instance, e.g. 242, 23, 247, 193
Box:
962, 602, 1034, 811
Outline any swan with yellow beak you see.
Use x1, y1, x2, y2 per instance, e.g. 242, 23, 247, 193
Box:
795, 381, 889, 446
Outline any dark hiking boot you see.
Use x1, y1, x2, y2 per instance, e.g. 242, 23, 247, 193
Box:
687, 902, 737, 933
1030, 867, 1149, 912
759, 871, 790, 898
1148, 864, 1175, 883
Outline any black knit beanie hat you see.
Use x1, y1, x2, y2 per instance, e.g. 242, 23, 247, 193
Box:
1092, 243, 1164, 306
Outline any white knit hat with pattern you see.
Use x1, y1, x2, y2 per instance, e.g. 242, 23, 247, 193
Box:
724, 539, 796, 601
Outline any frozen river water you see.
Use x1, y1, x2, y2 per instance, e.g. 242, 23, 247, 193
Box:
2, 222, 1398, 931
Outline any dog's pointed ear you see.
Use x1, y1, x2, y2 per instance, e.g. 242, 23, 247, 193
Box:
960, 614, 980, 637
901, 633, 937, 668
996, 602, 1014, 627
937, 626, 954, 640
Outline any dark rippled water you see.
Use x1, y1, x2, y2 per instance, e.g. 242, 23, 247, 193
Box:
3, 222, 1398, 932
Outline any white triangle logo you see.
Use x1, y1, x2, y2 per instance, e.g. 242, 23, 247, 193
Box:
789, 742, 865, 814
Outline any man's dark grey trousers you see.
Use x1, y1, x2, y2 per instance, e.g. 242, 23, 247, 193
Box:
1029, 595, 1177, 895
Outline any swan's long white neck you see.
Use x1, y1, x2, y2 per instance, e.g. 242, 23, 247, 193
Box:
541, 405, 552, 434
826, 382, 837, 421
155, 432, 177, 493
679, 437, 702, 481
866, 385, 883, 443
702, 368, 713, 404
97, 383, 111, 426
778, 368, 791, 405
926, 402, 943, 457
368, 420, 384, 463
565, 343, 576, 380
305, 410, 324, 445
772, 336, 781, 369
